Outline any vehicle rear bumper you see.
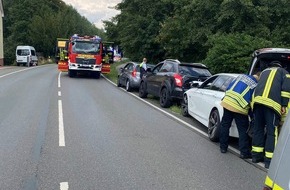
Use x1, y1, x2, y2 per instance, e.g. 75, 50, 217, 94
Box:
171, 87, 184, 100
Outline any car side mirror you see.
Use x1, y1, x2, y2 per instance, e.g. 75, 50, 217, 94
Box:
189, 81, 201, 88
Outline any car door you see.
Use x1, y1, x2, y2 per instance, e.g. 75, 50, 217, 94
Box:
187, 75, 219, 125
198, 75, 233, 124
146, 63, 163, 96
120, 63, 132, 85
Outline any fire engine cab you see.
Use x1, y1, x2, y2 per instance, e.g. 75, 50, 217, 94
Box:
56, 34, 114, 78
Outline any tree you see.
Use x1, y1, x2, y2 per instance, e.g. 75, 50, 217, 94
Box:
203, 33, 272, 74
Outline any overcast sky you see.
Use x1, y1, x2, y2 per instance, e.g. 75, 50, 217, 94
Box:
62, 0, 121, 29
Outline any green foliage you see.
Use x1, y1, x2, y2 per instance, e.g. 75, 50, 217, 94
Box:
203, 33, 272, 74
3, 0, 105, 65
104, 0, 290, 73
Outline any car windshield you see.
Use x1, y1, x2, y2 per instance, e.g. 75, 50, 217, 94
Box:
72, 41, 100, 54
179, 65, 212, 77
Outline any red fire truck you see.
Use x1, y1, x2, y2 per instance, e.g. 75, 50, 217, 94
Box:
56, 34, 114, 78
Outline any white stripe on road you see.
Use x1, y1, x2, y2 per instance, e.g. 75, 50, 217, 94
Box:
58, 100, 65, 147
58, 72, 61, 88
60, 182, 69, 190
0, 67, 36, 78
58, 91, 61, 96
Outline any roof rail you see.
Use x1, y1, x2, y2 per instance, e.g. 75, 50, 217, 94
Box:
165, 59, 180, 63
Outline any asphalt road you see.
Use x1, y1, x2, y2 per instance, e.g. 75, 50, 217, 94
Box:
0, 65, 266, 190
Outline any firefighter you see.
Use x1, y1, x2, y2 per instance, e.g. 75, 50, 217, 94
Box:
219, 73, 260, 158
251, 61, 290, 169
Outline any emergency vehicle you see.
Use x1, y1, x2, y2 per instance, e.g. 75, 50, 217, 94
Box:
248, 48, 290, 75
56, 34, 114, 78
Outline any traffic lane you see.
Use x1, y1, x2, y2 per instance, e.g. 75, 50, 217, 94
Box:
122, 87, 242, 152
40, 74, 266, 190
0, 65, 59, 189
0, 65, 37, 76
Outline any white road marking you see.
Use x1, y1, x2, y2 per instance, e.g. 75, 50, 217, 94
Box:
58, 91, 61, 96
0, 67, 36, 78
58, 100, 65, 147
60, 182, 69, 190
58, 72, 61, 88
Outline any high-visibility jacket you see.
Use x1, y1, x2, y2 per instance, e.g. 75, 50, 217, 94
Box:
221, 74, 258, 115
252, 67, 290, 115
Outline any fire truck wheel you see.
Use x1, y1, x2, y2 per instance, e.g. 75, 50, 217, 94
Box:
93, 72, 100, 79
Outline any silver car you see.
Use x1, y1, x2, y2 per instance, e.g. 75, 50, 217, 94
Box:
117, 62, 142, 91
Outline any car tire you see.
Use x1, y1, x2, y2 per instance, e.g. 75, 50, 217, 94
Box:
181, 95, 189, 117
117, 76, 122, 87
208, 109, 220, 142
126, 79, 132, 92
160, 87, 172, 108
139, 81, 147, 98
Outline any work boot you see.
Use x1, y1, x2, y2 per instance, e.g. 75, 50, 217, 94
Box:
264, 162, 270, 169
252, 157, 264, 163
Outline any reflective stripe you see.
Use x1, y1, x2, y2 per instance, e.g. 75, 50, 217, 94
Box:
229, 79, 240, 90
252, 146, 264, 152
254, 96, 281, 115
241, 86, 250, 96
265, 176, 284, 190
263, 69, 277, 98
265, 176, 273, 188
222, 98, 248, 114
273, 183, 284, 190
281, 91, 290, 98
265, 151, 273, 158
226, 91, 248, 108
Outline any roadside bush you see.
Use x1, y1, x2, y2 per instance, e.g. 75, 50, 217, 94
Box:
203, 33, 273, 74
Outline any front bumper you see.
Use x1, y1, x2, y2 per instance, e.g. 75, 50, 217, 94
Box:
69, 63, 102, 71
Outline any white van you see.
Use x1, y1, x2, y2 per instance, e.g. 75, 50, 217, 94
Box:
16, 46, 38, 66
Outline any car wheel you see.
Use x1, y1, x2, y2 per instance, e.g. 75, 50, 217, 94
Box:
126, 79, 132, 92
139, 81, 147, 98
117, 76, 122, 87
160, 87, 172, 108
208, 109, 220, 142
181, 95, 189, 117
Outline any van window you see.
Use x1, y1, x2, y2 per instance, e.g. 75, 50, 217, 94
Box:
31, 50, 36, 56
17, 49, 30, 56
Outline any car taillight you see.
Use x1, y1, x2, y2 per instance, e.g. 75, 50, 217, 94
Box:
174, 74, 183, 87
132, 69, 137, 77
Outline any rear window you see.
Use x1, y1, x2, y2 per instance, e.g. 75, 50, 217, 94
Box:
249, 52, 290, 75
179, 65, 212, 77
17, 49, 30, 56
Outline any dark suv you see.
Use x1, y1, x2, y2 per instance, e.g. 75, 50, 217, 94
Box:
139, 59, 212, 107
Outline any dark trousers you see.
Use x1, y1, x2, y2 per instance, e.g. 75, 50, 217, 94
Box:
220, 108, 251, 155
252, 104, 279, 162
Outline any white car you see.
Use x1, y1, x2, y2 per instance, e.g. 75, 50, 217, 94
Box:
181, 73, 239, 142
